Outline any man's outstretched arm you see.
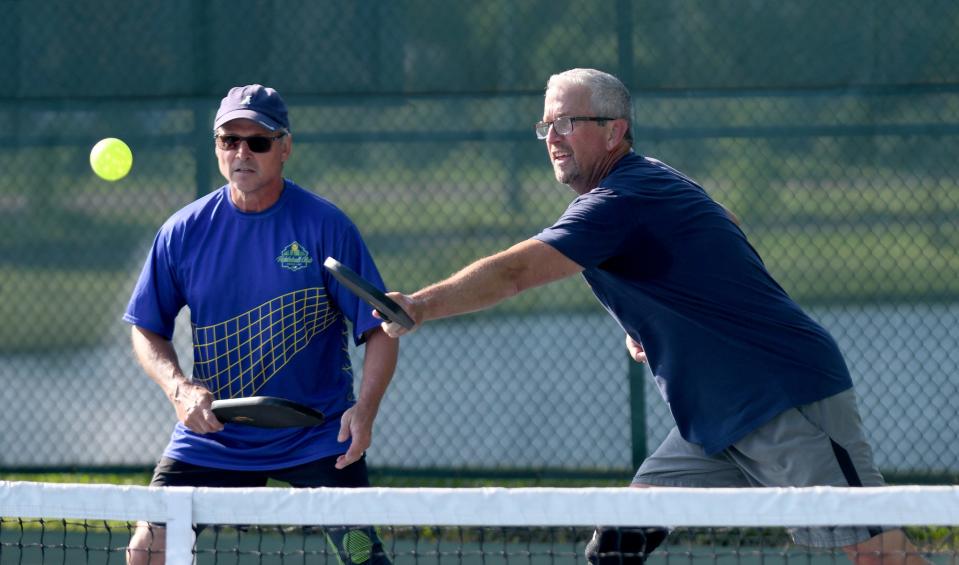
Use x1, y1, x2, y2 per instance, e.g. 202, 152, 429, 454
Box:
379, 239, 583, 337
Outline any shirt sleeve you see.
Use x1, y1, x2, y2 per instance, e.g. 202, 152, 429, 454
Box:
323, 221, 387, 346
533, 187, 641, 269
122, 226, 186, 340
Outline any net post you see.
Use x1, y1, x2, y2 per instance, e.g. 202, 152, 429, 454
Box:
628, 352, 647, 470
164, 486, 196, 565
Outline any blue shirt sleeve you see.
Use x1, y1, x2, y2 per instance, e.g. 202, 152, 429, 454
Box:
123, 226, 186, 340
534, 188, 638, 269
322, 222, 386, 346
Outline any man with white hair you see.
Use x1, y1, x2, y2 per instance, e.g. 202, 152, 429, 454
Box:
378, 68, 924, 565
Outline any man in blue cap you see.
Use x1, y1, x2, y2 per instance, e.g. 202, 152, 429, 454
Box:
124, 84, 397, 564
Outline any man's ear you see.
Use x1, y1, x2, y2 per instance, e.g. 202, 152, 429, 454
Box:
606, 119, 629, 150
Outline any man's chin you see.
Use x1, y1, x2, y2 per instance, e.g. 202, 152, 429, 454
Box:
554, 168, 576, 186
230, 174, 259, 190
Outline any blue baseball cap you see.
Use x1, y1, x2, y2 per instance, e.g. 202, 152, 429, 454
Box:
213, 84, 289, 132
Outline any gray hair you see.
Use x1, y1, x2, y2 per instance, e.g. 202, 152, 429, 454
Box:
546, 68, 633, 144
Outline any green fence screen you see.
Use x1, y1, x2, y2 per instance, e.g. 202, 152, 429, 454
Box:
1, 1, 957, 480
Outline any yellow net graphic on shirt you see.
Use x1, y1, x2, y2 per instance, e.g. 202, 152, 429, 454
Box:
191, 288, 339, 398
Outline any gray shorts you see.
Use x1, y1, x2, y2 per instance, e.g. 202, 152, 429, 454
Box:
634, 388, 885, 547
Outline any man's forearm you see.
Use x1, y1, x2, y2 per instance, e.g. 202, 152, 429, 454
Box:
411, 239, 583, 323
131, 326, 189, 403
412, 253, 522, 322
132, 325, 224, 433
355, 329, 399, 412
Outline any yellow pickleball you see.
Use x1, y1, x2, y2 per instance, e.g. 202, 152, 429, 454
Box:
90, 138, 133, 181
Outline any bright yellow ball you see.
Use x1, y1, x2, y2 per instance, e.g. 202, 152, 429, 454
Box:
90, 138, 133, 181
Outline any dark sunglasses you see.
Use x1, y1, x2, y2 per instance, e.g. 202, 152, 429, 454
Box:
214, 132, 287, 153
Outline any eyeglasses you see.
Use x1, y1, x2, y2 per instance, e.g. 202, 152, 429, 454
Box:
534, 116, 615, 140
214, 132, 287, 153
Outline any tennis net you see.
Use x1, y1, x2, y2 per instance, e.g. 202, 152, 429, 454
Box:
1, 481, 957, 564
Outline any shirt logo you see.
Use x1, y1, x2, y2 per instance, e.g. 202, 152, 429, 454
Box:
276, 241, 313, 272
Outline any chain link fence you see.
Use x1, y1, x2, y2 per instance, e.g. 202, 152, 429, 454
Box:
1, 1, 957, 480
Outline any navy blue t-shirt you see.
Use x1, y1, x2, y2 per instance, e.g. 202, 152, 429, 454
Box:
534, 153, 852, 454
124, 180, 385, 470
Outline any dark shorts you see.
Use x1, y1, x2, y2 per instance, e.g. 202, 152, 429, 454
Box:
150, 453, 371, 488
146, 454, 390, 564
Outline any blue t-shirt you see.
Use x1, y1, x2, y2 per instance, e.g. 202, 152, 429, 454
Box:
123, 180, 385, 470
534, 153, 852, 454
